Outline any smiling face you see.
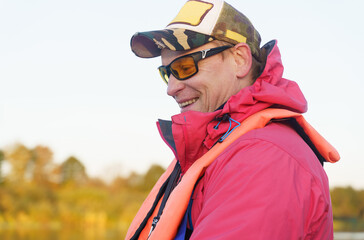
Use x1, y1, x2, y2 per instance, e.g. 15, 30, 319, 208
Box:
161, 41, 254, 113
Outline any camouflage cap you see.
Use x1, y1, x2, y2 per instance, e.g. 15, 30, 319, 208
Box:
131, 0, 261, 60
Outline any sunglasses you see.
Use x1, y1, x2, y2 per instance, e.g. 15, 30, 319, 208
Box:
158, 45, 232, 84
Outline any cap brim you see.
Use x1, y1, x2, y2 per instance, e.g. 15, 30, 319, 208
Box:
130, 29, 214, 58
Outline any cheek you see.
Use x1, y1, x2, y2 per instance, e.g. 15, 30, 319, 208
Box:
196, 59, 237, 95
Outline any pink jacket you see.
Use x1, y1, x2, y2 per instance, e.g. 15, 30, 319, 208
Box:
157, 40, 334, 239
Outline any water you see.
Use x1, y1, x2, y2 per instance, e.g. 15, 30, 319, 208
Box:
335, 232, 364, 240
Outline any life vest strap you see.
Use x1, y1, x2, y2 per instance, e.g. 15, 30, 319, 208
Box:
129, 170, 171, 240
126, 108, 340, 240
285, 118, 326, 166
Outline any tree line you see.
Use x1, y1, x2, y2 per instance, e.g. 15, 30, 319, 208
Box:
0, 143, 165, 239
0, 143, 363, 239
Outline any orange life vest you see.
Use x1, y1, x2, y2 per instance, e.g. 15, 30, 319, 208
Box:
125, 108, 340, 240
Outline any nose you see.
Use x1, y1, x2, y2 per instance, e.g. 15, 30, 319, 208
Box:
167, 75, 185, 97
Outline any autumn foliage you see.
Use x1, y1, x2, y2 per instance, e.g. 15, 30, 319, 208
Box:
0, 143, 362, 239
0, 143, 164, 239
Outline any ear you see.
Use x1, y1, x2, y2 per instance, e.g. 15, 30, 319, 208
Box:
232, 43, 252, 79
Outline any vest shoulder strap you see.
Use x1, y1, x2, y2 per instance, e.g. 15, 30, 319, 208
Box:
125, 108, 340, 240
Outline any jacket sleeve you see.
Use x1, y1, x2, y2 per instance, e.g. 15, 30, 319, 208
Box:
190, 138, 332, 240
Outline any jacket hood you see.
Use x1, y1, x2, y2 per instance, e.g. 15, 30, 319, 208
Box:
158, 40, 307, 174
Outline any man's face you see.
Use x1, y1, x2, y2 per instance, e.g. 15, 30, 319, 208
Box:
161, 42, 251, 113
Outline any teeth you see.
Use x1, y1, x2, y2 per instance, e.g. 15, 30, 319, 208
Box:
179, 98, 197, 108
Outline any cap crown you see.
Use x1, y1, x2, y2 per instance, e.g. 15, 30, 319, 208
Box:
131, 0, 261, 59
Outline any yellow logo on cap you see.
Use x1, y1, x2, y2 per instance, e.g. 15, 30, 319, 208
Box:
226, 30, 247, 43
168, 0, 213, 26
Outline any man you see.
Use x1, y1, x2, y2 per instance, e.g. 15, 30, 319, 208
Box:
126, 0, 340, 239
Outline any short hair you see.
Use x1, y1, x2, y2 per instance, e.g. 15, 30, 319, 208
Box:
211, 40, 263, 82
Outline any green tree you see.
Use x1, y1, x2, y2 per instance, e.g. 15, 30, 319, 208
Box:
358, 190, 364, 220
60, 156, 88, 185
142, 164, 165, 191
331, 186, 359, 219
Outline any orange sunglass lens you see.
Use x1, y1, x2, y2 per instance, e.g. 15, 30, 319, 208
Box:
170, 56, 197, 79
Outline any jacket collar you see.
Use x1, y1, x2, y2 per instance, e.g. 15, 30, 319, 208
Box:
157, 40, 308, 174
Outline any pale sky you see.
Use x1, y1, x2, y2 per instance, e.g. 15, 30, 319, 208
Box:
1, 0, 363, 188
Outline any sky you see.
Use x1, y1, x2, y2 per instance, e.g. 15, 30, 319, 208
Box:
1, 0, 363, 188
